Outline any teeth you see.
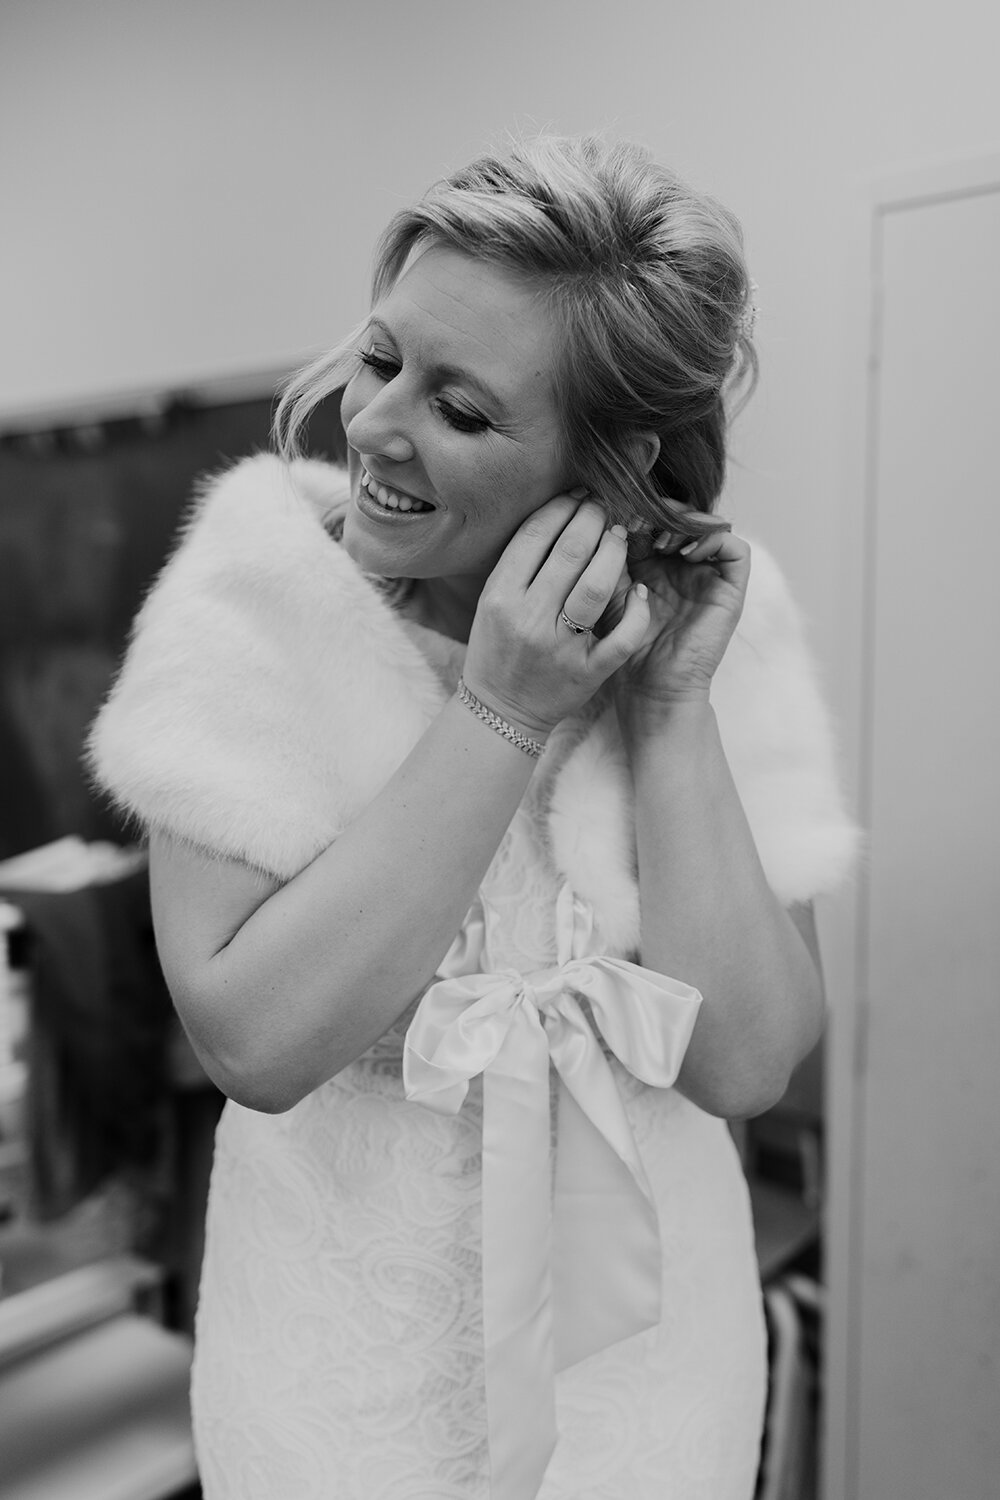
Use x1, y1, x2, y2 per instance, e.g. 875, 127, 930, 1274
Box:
362, 469, 429, 514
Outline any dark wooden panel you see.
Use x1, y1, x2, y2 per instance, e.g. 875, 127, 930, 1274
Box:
0, 390, 345, 858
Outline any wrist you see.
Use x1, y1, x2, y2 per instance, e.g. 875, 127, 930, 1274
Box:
617, 686, 714, 744
458, 675, 557, 743
456, 678, 552, 758
622, 697, 726, 798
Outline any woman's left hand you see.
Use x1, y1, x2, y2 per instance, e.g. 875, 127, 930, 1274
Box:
609, 523, 751, 719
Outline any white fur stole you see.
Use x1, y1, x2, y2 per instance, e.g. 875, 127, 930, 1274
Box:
87, 454, 857, 956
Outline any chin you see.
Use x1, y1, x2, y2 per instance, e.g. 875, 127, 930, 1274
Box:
340, 509, 383, 573
340, 502, 416, 580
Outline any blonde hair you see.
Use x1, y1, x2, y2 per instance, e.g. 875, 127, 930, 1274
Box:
275, 134, 757, 540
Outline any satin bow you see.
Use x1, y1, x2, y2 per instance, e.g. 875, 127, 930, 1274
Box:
402, 884, 702, 1500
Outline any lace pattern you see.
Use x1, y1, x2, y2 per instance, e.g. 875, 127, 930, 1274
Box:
191, 632, 767, 1498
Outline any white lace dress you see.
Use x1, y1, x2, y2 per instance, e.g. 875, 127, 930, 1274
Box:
190, 632, 768, 1500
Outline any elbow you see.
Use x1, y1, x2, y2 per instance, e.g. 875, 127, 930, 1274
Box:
174, 974, 372, 1113
730, 968, 826, 1119
680, 985, 827, 1123
217, 1071, 304, 1116
175, 1010, 321, 1116
717, 1063, 795, 1123
726, 1010, 827, 1123
685, 1061, 793, 1123
184, 1038, 305, 1115
212, 1034, 336, 1114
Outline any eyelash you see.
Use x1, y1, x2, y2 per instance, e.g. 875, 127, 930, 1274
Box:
356, 349, 489, 435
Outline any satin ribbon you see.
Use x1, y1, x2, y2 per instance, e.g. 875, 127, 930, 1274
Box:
402, 884, 702, 1500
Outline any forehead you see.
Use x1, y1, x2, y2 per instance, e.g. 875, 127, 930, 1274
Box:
376, 245, 560, 414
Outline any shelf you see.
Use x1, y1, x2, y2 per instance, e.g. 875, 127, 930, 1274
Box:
0, 1255, 163, 1371
0, 1312, 197, 1500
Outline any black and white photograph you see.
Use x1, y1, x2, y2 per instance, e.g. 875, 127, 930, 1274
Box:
0, 4, 997, 1498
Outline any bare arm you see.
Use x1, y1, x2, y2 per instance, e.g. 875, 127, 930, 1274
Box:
626, 698, 824, 1121
150, 496, 649, 1113
151, 693, 538, 1113
615, 525, 827, 1120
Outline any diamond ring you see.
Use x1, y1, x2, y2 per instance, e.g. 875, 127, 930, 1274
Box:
559, 609, 592, 635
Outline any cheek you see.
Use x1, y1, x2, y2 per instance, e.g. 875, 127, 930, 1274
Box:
477, 439, 539, 503
459, 470, 525, 537
481, 450, 560, 524
460, 463, 552, 553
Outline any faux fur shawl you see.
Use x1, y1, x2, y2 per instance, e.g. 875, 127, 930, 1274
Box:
87, 454, 857, 955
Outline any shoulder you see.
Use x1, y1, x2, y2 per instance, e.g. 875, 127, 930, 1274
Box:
178, 451, 351, 561
712, 538, 860, 902
86, 453, 444, 878
714, 536, 837, 760
744, 537, 826, 653
124, 453, 362, 651
546, 540, 859, 942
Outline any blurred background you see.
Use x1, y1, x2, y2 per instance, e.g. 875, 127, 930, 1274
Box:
0, 2, 997, 1498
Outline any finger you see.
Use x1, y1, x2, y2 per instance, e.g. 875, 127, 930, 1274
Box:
595, 562, 633, 637
651, 507, 716, 553
529, 498, 608, 597
679, 530, 751, 590
650, 528, 690, 556
488, 494, 584, 588
589, 581, 651, 667
559, 524, 630, 631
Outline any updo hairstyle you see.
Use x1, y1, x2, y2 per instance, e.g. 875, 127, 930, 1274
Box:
275, 134, 757, 543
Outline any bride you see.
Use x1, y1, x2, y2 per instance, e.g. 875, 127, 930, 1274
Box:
89, 133, 855, 1499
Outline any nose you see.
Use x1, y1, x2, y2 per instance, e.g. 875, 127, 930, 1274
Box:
344, 379, 416, 465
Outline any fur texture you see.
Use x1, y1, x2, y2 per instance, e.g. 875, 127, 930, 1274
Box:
87, 455, 857, 954
548, 546, 860, 950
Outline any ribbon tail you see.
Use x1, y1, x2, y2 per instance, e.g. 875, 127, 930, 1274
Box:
551, 1072, 661, 1371
545, 948, 702, 1368
481, 1011, 558, 1500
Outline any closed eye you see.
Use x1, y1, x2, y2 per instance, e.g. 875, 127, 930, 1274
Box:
357, 349, 400, 381
434, 399, 489, 435
357, 349, 489, 435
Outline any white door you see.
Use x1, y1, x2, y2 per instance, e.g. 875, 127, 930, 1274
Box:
840, 170, 1000, 1499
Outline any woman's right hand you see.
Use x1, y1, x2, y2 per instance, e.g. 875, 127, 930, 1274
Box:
462, 496, 651, 739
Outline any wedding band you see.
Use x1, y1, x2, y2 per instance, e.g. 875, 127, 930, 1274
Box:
559, 609, 592, 635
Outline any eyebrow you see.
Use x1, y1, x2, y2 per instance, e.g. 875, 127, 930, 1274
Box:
367, 316, 512, 419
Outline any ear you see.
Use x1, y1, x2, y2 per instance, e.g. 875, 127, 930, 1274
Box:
625, 431, 660, 476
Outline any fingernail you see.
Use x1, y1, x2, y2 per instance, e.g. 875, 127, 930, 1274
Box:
679, 540, 699, 556
568, 486, 588, 499
653, 531, 673, 551
609, 523, 628, 540
635, 582, 648, 600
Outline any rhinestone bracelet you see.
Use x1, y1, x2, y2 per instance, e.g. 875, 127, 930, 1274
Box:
456, 678, 547, 759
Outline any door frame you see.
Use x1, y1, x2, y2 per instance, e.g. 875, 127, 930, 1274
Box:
822, 149, 1000, 1500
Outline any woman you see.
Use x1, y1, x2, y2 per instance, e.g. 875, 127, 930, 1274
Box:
89, 135, 856, 1499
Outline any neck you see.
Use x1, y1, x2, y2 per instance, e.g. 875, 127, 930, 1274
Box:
408, 574, 486, 644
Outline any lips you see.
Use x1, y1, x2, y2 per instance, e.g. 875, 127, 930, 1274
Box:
360, 467, 433, 514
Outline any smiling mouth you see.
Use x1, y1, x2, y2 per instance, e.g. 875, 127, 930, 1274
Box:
360, 467, 433, 514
